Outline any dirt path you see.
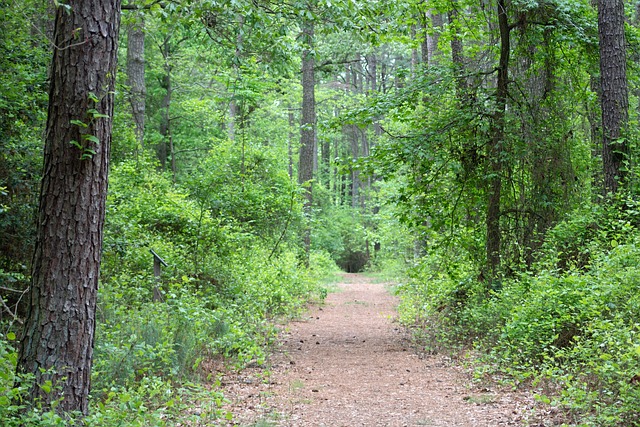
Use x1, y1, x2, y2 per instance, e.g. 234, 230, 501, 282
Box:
220, 274, 531, 426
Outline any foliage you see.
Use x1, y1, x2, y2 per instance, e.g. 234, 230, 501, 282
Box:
312, 193, 370, 272
4, 0, 639, 424
0, 0, 48, 285
397, 204, 640, 426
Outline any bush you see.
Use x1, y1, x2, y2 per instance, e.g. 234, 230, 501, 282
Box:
397, 209, 640, 426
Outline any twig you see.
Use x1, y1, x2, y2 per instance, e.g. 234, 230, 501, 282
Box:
0, 296, 23, 325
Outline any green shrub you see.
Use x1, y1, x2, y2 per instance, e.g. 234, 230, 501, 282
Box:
397, 210, 640, 425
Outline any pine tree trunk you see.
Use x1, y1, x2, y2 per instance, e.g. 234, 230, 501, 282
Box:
17, 0, 121, 415
597, 0, 629, 194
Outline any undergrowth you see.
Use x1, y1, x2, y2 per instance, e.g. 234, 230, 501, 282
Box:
0, 158, 338, 425
397, 197, 640, 427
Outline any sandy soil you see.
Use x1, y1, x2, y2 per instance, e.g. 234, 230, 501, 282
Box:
218, 273, 549, 426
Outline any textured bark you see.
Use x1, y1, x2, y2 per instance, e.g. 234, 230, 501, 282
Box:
17, 0, 121, 415
299, 20, 315, 261
597, 0, 629, 194
486, 0, 510, 278
126, 16, 145, 148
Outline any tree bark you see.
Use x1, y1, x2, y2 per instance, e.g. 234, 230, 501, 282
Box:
126, 15, 145, 149
17, 0, 121, 415
597, 0, 629, 195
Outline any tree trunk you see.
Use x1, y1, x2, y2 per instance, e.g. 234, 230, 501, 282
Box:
126, 15, 145, 149
486, 0, 510, 278
597, 0, 629, 195
228, 15, 244, 141
350, 125, 360, 208
17, 0, 121, 415
158, 36, 171, 170
424, 10, 443, 65
449, 6, 469, 102
299, 20, 315, 262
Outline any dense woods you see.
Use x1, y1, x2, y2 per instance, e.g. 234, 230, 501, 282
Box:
1, 0, 639, 425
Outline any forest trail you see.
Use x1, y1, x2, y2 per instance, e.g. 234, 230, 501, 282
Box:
221, 274, 529, 426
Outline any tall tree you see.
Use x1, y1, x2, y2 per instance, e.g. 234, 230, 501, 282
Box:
17, 0, 121, 415
597, 0, 629, 194
486, 0, 510, 277
424, 9, 443, 65
126, 12, 146, 149
299, 18, 316, 261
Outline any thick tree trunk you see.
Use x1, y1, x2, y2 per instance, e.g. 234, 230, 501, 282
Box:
299, 20, 315, 261
597, 0, 629, 195
486, 0, 510, 278
126, 16, 145, 149
17, 0, 121, 415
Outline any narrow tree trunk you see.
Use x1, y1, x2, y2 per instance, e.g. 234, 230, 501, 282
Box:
228, 15, 244, 141
597, 0, 629, 194
449, 6, 468, 100
486, 0, 510, 278
126, 16, 145, 149
350, 125, 360, 208
424, 10, 443, 65
17, 0, 121, 415
157, 36, 171, 170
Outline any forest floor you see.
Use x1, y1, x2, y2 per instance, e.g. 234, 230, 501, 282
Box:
216, 273, 556, 426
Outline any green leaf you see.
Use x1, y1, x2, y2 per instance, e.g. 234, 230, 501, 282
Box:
87, 108, 109, 119
6, 332, 16, 341
83, 134, 100, 144
70, 119, 88, 128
